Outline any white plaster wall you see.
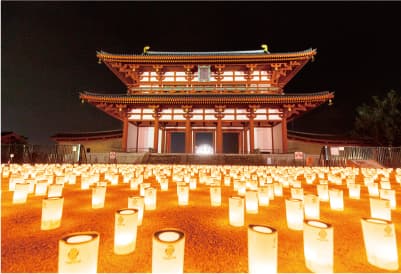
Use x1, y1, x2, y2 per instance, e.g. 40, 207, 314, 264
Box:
254, 128, 273, 152
138, 127, 154, 151
272, 123, 283, 153
127, 123, 138, 151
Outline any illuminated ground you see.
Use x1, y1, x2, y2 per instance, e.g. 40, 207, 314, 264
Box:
1, 164, 401, 273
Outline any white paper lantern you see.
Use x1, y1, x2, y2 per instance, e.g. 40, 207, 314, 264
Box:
257, 185, 269, 206
380, 188, 396, 209
12, 182, 30, 204
144, 187, 157, 210
210, 185, 221, 207
160, 178, 169, 191
291, 187, 304, 200
304, 194, 320, 219
361, 218, 399, 271
114, 209, 138, 255
273, 182, 283, 197
369, 198, 391, 221
128, 196, 145, 225
224, 176, 231, 186
348, 183, 361, 199
48, 184, 63, 198
237, 180, 246, 196
92, 186, 106, 209
329, 189, 344, 210
229, 196, 244, 227
177, 184, 189, 206
9, 176, 24, 191
152, 229, 185, 274
189, 178, 197, 190
35, 180, 48, 196
130, 179, 139, 190
367, 182, 379, 197
41, 196, 64, 230
246, 190, 259, 214
316, 184, 329, 202
303, 220, 333, 273
140, 183, 151, 196
285, 199, 304, 230
248, 225, 278, 274
58, 232, 100, 273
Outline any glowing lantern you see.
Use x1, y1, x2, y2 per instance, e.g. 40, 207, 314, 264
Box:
303, 194, 320, 219
92, 186, 106, 209
224, 176, 231, 186
285, 199, 304, 230
291, 187, 304, 200
130, 179, 139, 190
140, 183, 151, 196
12, 182, 30, 204
9, 176, 24, 191
380, 179, 391, 190
128, 196, 144, 225
80, 175, 91, 190
361, 218, 399, 271
380, 188, 396, 209
367, 182, 379, 197
303, 220, 333, 273
35, 180, 48, 196
248, 225, 278, 274
114, 209, 138, 255
177, 184, 189, 206
160, 178, 169, 191
58, 232, 100, 273
229, 196, 244, 227
257, 186, 269, 206
317, 184, 329, 202
210, 185, 221, 206
189, 178, 197, 190
48, 184, 63, 198
273, 182, 283, 197
369, 198, 391, 221
329, 189, 344, 210
152, 229, 185, 274
25, 179, 35, 193
348, 183, 361, 199
144, 187, 157, 210
245, 190, 259, 213
41, 196, 64, 230
237, 181, 246, 196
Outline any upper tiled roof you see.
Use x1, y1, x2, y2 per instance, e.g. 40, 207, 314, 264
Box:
96, 48, 316, 63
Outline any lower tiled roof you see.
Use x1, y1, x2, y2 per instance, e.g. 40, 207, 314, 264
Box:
80, 91, 334, 105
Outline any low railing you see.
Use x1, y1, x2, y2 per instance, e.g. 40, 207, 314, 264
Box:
1, 144, 86, 164
129, 85, 281, 94
319, 146, 401, 168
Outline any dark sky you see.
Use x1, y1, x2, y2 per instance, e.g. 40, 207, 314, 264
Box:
2, 1, 401, 144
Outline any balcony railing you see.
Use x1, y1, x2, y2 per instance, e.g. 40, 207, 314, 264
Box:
128, 85, 282, 94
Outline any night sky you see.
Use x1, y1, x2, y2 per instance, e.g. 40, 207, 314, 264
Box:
2, 2, 401, 145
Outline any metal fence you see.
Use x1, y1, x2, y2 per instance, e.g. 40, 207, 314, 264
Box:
319, 146, 401, 168
1, 144, 86, 164
2, 144, 400, 167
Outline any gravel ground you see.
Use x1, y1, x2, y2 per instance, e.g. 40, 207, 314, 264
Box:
1, 165, 401, 273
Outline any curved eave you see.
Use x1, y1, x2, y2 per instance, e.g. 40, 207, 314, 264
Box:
96, 48, 316, 64
80, 91, 334, 105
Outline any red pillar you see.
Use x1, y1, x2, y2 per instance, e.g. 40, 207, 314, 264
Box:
122, 114, 128, 152
281, 113, 288, 153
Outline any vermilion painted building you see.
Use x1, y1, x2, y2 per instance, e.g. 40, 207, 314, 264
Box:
80, 46, 333, 154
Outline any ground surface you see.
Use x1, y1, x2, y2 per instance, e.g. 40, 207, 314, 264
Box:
1, 165, 401, 273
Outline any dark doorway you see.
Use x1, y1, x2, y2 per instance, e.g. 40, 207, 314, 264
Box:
195, 132, 214, 153
223, 132, 239, 153
170, 132, 185, 153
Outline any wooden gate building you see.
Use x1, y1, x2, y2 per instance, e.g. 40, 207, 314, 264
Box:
80, 46, 334, 154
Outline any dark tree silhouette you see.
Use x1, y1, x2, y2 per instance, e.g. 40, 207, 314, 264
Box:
353, 90, 401, 146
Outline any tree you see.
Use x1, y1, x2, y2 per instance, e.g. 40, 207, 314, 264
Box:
353, 90, 401, 146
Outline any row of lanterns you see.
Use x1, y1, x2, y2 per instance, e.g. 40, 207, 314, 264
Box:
58, 218, 399, 273
3, 163, 400, 273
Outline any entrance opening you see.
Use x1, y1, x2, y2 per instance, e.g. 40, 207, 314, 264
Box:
223, 132, 239, 153
195, 132, 214, 154
170, 132, 185, 153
